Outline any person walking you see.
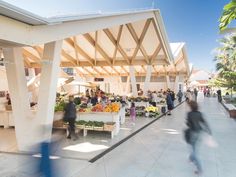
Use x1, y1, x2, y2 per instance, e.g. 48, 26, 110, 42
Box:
185, 101, 211, 175
164, 91, 173, 115
193, 88, 198, 102
151, 91, 157, 107
177, 90, 183, 103
130, 102, 136, 125
170, 91, 175, 107
39, 141, 54, 177
64, 95, 78, 140
185, 89, 192, 103
203, 88, 206, 97
217, 89, 222, 102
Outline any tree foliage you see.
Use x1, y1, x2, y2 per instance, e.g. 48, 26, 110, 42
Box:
214, 35, 236, 91
219, 0, 236, 31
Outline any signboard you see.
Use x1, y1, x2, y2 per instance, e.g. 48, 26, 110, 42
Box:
94, 78, 104, 82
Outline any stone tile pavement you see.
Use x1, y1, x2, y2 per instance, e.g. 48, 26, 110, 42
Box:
0, 93, 236, 177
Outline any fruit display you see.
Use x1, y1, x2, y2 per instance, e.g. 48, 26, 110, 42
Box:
78, 107, 91, 112
54, 97, 120, 113
91, 103, 104, 112
104, 103, 120, 112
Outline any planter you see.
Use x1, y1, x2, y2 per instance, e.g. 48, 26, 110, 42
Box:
104, 122, 115, 131
229, 110, 236, 118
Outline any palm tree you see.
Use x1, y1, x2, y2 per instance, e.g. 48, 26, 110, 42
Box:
214, 35, 236, 97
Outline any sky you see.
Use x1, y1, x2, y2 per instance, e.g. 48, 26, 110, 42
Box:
2, 0, 231, 72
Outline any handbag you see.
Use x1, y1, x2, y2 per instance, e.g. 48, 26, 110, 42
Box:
184, 128, 191, 144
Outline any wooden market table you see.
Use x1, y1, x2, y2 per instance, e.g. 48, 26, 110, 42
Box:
53, 111, 121, 138
77, 112, 120, 138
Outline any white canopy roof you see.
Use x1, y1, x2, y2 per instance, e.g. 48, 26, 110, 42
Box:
0, 2, 190, 78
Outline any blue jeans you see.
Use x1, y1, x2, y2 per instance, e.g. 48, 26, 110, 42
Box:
189, 133, 202, 172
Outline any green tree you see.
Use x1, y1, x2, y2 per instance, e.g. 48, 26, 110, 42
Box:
219, 0, 236, 31
214, 35, 236, 97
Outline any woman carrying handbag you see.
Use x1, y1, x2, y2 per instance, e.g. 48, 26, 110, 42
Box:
184, 101, 212, 175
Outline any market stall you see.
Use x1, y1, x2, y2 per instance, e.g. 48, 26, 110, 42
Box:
53, 102, 121, 138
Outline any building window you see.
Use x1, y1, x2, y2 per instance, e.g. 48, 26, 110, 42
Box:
121, 76, 128, 82
135, 76, 145, 82
169, 76, 176, 82
151, 76, 165, 82
63, 68, 74, 76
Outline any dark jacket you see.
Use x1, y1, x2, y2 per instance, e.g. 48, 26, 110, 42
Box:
186, 111, 211, 134
64, 101, 76, 119
91, 96, 98, 106
170, 92, 175, 101
166, 94, 173, 106
177, 91, 183, 98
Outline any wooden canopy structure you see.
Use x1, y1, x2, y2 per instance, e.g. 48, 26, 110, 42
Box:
22, 41, 190, 78
0, 6, 190, 78
23, 17, 169, 68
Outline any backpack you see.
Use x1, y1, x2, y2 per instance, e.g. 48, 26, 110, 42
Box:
161, 106, 166, 114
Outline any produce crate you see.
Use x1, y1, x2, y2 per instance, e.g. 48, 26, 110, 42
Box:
84, 125, 94, 130
53, 120, 64, 128
77, 124, 85, 129
104, 122, 115, 131
93, 126, 104, 131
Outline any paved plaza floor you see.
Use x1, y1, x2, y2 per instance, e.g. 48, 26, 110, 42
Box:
0, 93, 236, 177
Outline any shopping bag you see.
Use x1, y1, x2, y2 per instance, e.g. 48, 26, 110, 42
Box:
203, 134, 218, 148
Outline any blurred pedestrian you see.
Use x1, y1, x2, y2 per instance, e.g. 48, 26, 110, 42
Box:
185, 90, 191, 103
64, 95, 78, 140
217, 89, 222, 102
203, 87, 207, 97
170, 91, 175, 107
193, 88, 198, 102
39, 141, 54, 177
130, 102, 136, 125
207, 88, 210, 97
164, 91, 173, 115
185, 101, 211, 175
177, 90, 183, 103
